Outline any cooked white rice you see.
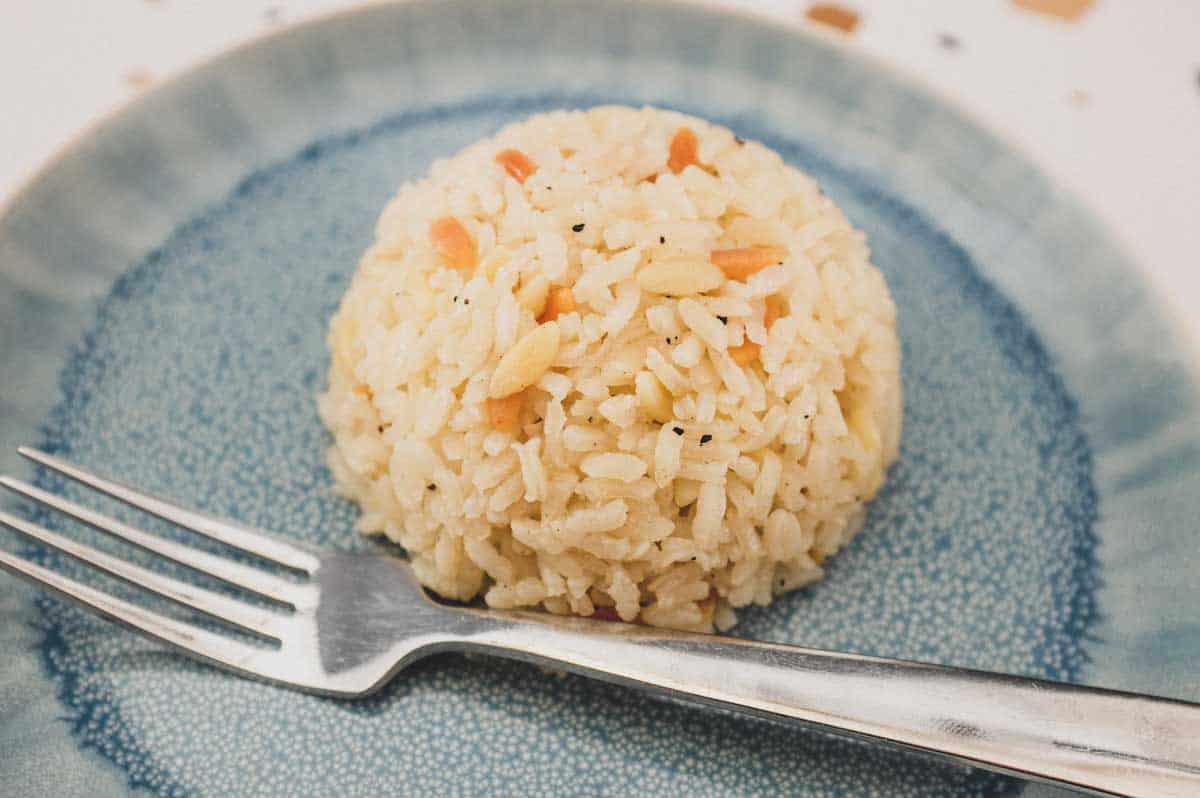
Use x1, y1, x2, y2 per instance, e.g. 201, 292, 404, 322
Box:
318, 106, 902, 632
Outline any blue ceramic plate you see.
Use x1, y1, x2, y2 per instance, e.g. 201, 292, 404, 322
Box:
2, 2, 1198, 795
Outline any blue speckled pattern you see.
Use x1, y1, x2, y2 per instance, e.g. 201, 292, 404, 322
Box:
28, 96, 1093, 796
1, 2, 1197, 796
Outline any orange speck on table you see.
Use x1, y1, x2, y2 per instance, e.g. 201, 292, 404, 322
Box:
805, 3, 860, 34
728, 341, 761, 366
429, 216, 477, 271
487, 390, 525, 434
123, 67, 156, 90
667, 127, 700, 174
710, 246, 788, 281
538, 286, 576, 323
494, 149, 538, 183
1012, 0, 1094, 22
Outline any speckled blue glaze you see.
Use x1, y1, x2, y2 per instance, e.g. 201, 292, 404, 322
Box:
25, 95, 1093, 796
1, 2, 1197, 797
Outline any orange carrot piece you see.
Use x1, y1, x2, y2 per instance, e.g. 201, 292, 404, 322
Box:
538, 286, 576, 323
728, 341, 761, 366
710, 246, 788, 281
667, 127, 700, 174
429, 216, 477, 271
764, 294, 785, 329
487, 390, 524, 434
494, 148, 538, 183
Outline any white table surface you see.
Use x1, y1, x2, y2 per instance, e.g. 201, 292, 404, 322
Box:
5, 0, 1200, 351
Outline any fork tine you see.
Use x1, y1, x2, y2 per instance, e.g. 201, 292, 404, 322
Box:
0, 547, 274, 677
18, 447, 320, 573
1, 477, 304, 607
0, 509, 282, 639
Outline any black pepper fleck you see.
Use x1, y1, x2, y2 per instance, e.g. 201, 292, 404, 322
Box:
735, 136, 745, 145
679, 505, 691, 518
659, 236, 666, 244
587, 416, 594, 423
463, 299, 470, 305
699, 434, 713, 445
716, 315, 728, 325
572, 223, 585, 232
427, 484, 437, 491
672, 426, 684, 436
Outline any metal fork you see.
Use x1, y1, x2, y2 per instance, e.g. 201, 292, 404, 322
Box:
1, 447, 1198, 797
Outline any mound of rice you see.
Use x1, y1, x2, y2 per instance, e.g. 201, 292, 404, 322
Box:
318, 106, 901, 632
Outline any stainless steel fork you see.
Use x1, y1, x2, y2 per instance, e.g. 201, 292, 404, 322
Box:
1, 447, 1198, 797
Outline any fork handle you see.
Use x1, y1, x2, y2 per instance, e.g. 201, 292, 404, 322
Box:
459, 610, 1200, 797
